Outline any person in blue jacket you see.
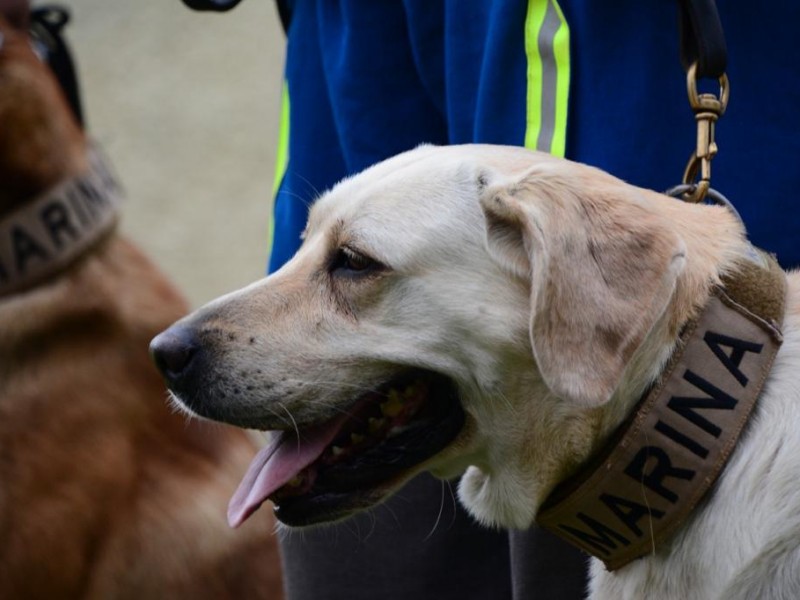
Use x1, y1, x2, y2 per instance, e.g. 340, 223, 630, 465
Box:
269, 1, 799, 273
187, 1, 800, 598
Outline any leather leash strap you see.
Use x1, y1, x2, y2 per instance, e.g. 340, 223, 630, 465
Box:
677, 0, 727, 79
536, 250, 786, 571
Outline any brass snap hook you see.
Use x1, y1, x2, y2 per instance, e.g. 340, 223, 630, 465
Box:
681, 63, 730, 203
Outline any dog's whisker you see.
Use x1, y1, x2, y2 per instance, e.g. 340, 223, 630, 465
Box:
282, 397, 364, 421
272, 520, 288, 539
363, 510, 378, 542
494, 389, 518, 417
277, 403, 302, 449
379, 499, 401, 528
444, 480, 458, 530
423, 480, 448, 541
342, 515, 362, 543
279, 377, 382, 395
641, 428, 658, 558
292, 172, 323, 205
166, 391, 200, 425
265, 406, 292, 430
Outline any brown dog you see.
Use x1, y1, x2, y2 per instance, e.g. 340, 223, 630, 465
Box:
0, 17, 282, 599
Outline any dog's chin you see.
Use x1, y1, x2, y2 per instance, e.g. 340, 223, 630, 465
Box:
230, 370, 467, 528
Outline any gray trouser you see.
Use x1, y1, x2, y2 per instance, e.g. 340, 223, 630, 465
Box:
279, 474, 588, 599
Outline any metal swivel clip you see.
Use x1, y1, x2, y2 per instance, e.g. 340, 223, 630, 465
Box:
681, 62, 730, 203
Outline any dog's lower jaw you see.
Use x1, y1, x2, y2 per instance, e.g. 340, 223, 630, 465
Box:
458, 465, 539, 529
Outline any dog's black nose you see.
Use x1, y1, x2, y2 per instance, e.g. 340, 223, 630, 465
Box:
150, 326, 198, 386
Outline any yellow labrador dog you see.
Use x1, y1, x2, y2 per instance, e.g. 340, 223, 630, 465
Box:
153, 145, 800, 599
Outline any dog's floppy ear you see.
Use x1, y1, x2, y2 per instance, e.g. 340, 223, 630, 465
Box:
480, 164, 686, 407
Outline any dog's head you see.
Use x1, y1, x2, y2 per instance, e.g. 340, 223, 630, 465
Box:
0, 15, 87, 218
152, 144, 742, 529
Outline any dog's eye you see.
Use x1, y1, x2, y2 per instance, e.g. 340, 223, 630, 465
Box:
332, 246, 380, 275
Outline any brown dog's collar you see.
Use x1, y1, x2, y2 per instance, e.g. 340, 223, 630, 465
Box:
0, 144, 123, 297
536, 249, 786, 571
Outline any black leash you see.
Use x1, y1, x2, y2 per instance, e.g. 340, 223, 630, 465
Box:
29, 5, 85, 127
673, 0, 729, 203
677, 0, 727, 80
180, 0, 243, 11
181, 0, 292, 32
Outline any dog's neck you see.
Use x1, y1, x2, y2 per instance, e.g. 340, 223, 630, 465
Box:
536, 242, 786, 570
0, 145, 123, 298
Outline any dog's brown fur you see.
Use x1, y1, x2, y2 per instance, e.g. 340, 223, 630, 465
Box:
0, 17, 282, 599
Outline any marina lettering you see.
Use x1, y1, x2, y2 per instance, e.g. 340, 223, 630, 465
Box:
558, 512, 631, 556
624, 446, 695, 503
0, 179, 111, 281
40, 201, 79, 249
703, 331, 763, 386
554, 326, 765, 554
653, 419, 709, 458
600, 492, 665, 536
12, 226, 50, 274
667, 369, 738, 437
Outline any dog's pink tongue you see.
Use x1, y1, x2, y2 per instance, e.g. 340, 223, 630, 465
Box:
228, 415, 348, 528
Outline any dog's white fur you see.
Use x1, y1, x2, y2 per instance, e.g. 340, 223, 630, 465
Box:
179, 145, 800, 599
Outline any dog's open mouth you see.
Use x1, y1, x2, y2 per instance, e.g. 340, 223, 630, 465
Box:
228, 371, 465, 527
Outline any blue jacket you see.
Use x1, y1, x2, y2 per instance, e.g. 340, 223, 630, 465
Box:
271, 0, 799, 271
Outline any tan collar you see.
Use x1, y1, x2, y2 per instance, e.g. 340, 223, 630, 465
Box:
0, 145, 123, 297
536, 250, 786, 571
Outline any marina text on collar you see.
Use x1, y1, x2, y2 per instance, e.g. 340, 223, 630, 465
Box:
536, 253, 786, 571
0, 145, 123, 298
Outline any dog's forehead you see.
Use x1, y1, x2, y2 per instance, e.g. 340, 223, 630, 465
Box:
303, 145, 566, 252
307, 154, 471, 237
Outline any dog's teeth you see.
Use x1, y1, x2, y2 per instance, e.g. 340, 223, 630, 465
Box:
403, 382, 421, 399
368, 417, 387, 433
381, 391, 404, 417
350, 433, 365, 445
331, 445, 345, 456
387, 425, 405, 438
287, 475, 304, 487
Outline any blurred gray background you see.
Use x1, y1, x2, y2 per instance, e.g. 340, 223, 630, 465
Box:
53, 0, 285, 307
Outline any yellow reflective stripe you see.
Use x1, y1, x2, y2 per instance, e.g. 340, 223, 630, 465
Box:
524, 0, 547, 152
272, 82, 291, 196
268, 81, 291, 258
524, 0, 570, 157
550, 0, 570, 157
